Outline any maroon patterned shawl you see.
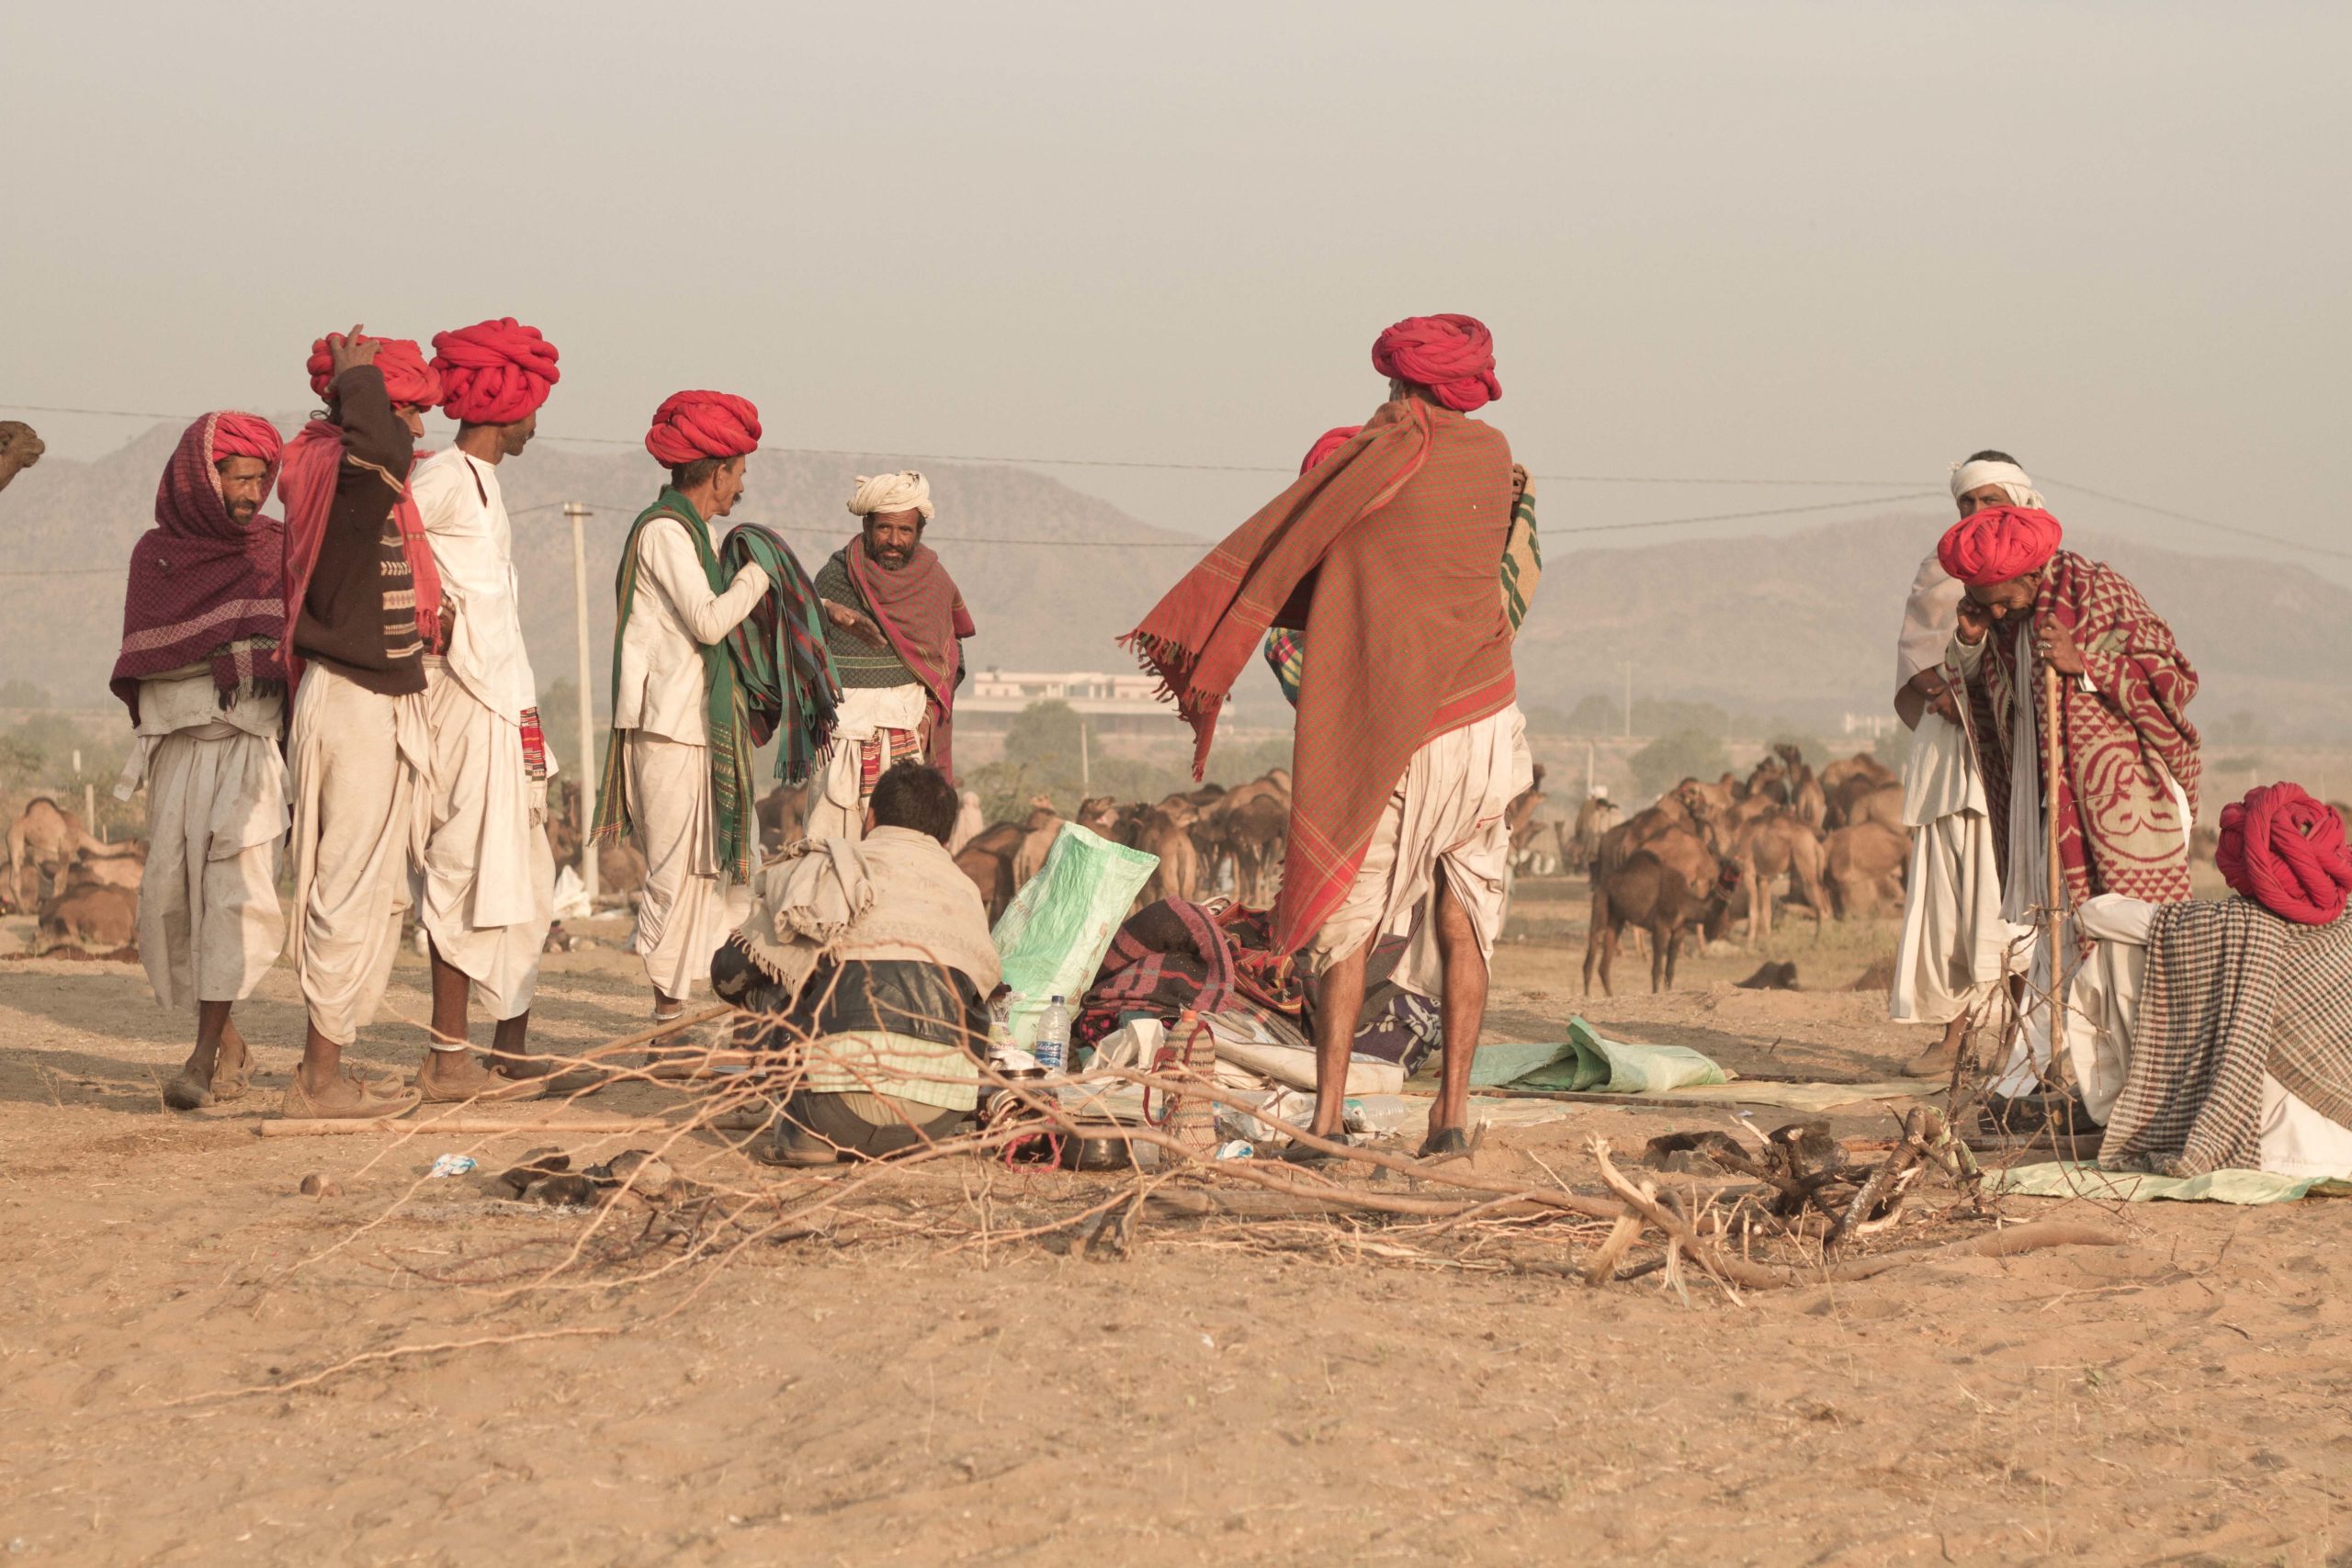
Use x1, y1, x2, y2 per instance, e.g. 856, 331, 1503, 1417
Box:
840, 539, 974, 784
1967, 550, 2201, 906
109, 414, 288, 726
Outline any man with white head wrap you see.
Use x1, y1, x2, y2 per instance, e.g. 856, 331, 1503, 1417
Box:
1889, 449, 2043, 1077
808, 470, 976, 845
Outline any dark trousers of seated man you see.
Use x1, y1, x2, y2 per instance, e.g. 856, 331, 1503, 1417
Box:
711, 939, 984, 1158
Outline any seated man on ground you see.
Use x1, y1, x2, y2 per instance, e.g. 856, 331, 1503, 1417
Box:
2052, 784, 2352, 1179
711, 761, 1000, 1166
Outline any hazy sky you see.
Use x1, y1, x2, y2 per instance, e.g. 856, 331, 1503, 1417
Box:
5, 2, 2346, 576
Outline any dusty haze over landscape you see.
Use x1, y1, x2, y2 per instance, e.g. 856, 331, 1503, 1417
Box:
3, 2, 2347, 589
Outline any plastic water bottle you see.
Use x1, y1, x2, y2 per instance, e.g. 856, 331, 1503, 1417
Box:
1035, 996, 1070, 1073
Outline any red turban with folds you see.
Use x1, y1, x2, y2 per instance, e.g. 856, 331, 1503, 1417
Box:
305, 333, 443, 410
1371, 313, 1501, 412
645, 390, 761, 467
1936, 504, 2065, 586
430, 317, 560, 424
209, 412, 282, 467
1299, 425, 1363, 474
2216, 783, 2352, 926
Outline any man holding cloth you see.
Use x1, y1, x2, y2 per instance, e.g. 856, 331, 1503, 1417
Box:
408, 317, 562, 1091
807, 470, 975, 844
111, 412, 291, 1111
1939, 503, 2202, 1099
594, 391, 773, 1021
1128, 313, 1532, 1162
278, 329, 447, 1117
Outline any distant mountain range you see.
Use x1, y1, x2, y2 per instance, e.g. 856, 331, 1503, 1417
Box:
5, 423, 2346, 743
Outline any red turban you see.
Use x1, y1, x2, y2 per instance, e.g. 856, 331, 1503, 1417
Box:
645, 390, 761, 467
1299, 425, 1363, 474
209, 412, 282, 467
430, 317, 560, 424
1936, 504, 2065, 587
1371, 314, 1500, 412
2216, 784, 2352, 926
305, 333, 443, 410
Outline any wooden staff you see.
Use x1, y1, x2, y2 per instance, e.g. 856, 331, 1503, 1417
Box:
2041, 653, 2072, 1088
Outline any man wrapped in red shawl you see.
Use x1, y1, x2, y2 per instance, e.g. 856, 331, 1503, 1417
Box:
807, 469, 977, 844
1943, 505, 2201, 911
1127, 312, 1532, 1160
276, 328, 447, 1121
110, 412, 290, 1111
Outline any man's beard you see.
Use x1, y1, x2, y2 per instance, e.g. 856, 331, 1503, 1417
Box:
866, 539, 910, 571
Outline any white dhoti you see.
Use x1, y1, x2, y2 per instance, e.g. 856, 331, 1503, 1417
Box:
1306, 705, 1534, 998
806, 683, 928, 845
415, 662, 554, 1021
2019, 896, 2352, 1178
288, 665, 429, 1045
123, 682, 288, 1010
626, 731, 744, 999
1889, 715, 2023, 1024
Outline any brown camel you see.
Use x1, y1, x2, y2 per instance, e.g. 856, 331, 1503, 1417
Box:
1724, 810, 1827, 946
40, 883, 136, 952
0, 422, 43, 494
1582, 850, 1741, 997
1823, 822, 1909, 919
9, 799, 130, 908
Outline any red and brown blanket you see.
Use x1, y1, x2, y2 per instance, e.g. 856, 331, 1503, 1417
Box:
1124, 398, 1517, 953
1966, 550, 2201, 906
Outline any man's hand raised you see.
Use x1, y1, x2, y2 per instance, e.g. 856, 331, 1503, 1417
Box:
325, 324, 380, 380
1954, 596, 1993, 646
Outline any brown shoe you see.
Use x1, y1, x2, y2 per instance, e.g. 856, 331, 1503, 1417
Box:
279, 1068, 422, 1121
415, 1052, 552, 1104
1902, 1039, 1961, 1079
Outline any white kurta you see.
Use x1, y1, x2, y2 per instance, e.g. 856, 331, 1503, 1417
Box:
1306, 705, 1534, 998
806, 683, 928, 845
119, 671, 287, 1009
612, 513, 766, 998
2033, 895, 2352, 1179
1889, 716, 2021, 1025
409, 452, 555, 1021
287, 664, 429, 1045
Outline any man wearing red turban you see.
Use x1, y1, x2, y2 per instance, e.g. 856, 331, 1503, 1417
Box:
108, 412, 290, 1111
1937, 503, 2204, 1112
1888, 450, 2046, 1080
592, 392, 775, 1021
2030, 783, 2352, 1180
276, 328, 448, 1120
1127, 313, 1530, 1162
402, 319, 567, 1097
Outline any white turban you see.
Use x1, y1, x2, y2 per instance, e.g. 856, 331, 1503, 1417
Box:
846, 469, 935, 521
1948, 457, 2045, 511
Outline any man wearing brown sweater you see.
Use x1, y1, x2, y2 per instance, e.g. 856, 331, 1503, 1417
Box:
277, 328, 526, 1117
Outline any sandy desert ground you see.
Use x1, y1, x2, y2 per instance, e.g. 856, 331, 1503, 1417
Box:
2, 883, 2347, 1566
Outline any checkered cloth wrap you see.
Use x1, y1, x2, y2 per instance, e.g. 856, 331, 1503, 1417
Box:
1126, 398, 1518, 953
2099, 899, 2352, 1177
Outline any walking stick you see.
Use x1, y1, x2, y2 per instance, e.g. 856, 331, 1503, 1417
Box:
2041, 656, 2072, 1090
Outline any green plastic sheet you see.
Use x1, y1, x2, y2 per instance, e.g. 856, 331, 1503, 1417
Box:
990, 823, 1158, 1050
1468, 1016, 1731, 1095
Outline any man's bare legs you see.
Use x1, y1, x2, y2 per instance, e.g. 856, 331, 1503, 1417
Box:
417, 940, 511, 1095
1306, 944, 1371, 1139
1428, 865, 1488, 1142
165, 1001, 252, 1108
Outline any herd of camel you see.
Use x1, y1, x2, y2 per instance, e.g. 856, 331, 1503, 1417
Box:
7, 739, 2286, 997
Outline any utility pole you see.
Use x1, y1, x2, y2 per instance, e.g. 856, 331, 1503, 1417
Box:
565, 503, 600, 907
1622, 661, 1633, 739
1080, 718, 1091, 794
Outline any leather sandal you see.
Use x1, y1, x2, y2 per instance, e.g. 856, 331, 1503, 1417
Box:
279, 1068, 421, 1121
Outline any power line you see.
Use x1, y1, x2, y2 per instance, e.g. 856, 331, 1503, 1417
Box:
2038, 474, 2352, 563
0, 402, 1923, 486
